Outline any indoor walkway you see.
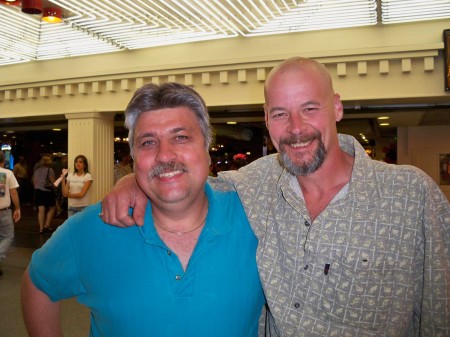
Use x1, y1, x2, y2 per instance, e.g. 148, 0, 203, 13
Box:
0, 205, 90, 337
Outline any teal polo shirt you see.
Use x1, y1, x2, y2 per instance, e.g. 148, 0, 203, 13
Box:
29, 183, 265, 337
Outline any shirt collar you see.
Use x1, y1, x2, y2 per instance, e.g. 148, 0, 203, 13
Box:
282, 134, 366, 201
138, 182, 230, 243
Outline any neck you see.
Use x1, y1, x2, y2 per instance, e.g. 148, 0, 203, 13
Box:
152, 193, 208, 236
297, 149, 354, 221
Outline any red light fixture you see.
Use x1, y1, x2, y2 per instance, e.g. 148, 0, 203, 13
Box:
21, 0, 42, 14
0, 0, 21, 6
42, 7, 62, 23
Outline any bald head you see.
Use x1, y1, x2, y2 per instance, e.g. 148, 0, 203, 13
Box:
264, 57, 335, 102
262, 57, 344, 174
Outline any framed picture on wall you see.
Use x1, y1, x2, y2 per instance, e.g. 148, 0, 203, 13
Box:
440, 154, 450, 185
444, 29, 450, 91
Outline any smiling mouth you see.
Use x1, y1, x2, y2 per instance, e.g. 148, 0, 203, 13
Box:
158, 170, 183, 178
149, 161, 188, 179
290, 140, 313, 148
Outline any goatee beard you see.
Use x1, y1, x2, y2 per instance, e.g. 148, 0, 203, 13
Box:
277, 134, 326, 176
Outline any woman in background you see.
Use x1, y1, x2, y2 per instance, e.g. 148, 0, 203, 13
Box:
32, 156, 56, 233
61, 155, 93, 217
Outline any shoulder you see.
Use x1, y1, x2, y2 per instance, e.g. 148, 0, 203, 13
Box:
84, 173, 93, 181
361, 158, 441, 197
370, 159, 430, 180
221, 154, 280, 183
58, 203, 103, 235
207, 184, 241, 206
205, 183, 250, 232
206, 183, 247, 215
0, 168, 12, 178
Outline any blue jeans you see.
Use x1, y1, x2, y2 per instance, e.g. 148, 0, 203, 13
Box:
0, 209, 14, 263
67, 206, 87, 218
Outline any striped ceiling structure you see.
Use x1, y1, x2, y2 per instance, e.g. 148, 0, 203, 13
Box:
0, 0, 449, 66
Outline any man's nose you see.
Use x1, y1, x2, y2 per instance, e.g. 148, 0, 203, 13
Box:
155, 141, 177, 162
287, 113, 308, 134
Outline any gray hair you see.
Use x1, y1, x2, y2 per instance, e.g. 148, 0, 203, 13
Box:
124, 82, 212, 157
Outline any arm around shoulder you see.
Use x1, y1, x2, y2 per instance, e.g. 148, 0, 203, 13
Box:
21, 267, 63, 337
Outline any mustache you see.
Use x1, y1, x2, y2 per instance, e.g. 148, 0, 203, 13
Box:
148, 161, 188, 178
279, 133, 319, 147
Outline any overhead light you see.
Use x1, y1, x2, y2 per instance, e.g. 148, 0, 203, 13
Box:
378, 116, 390, 120
52, 128, 61, 131
227, 121, 237, 124
0, 0, 21, 6
21, 0, 42, 14
42, 7, 62, 23
379, 123, 390, 126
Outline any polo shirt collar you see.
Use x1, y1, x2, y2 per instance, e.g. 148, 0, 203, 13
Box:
138, 182, 230, 244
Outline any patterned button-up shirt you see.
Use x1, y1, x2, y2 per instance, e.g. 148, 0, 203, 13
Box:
211, 134, 450, 337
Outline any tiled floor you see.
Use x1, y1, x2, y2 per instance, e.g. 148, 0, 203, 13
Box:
0, 205, 90, 337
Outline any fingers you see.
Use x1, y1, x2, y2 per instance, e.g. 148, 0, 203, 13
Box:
131, 192, 147, 227
100, 195, 135, 228
100, 173, 146, 227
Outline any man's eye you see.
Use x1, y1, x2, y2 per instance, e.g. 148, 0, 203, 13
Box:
141, 140, 155, 146
272, 112, 287, 119
175, 135, 188, 141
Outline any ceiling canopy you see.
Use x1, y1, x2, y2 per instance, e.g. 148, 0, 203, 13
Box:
0, 0, 449, 66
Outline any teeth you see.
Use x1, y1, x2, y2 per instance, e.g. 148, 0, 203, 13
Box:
159, 170, 182, 178
291, 141, 311, 148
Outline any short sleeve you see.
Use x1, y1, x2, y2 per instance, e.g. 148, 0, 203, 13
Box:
28, 220, 86, 302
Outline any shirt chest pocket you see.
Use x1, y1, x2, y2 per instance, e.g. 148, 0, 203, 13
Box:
319, 256, 396, 331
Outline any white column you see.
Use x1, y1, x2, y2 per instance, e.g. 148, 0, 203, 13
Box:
65, 112, 115, 204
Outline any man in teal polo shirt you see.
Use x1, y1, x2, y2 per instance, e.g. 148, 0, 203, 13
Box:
21, 83, 264, 337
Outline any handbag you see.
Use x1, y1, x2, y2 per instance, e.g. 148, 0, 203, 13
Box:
44, 168, 54, 190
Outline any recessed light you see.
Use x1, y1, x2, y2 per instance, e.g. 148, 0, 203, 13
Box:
227, 121, 237, 125
379, 123, 390, 126
52, 128, 61, 131
378, 116, 389, 120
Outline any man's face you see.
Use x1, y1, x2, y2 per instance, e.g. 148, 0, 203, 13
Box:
132, 107, 210, 207
264, 65, 342, 176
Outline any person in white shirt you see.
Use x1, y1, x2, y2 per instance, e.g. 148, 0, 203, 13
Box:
0, 150, 20, 276
61, 155, 93, 217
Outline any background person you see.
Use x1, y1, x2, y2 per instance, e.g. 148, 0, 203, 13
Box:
61, 155, 92, 217
229, 153, 248, 170
102, 57, 450, 337
0, 150, 21, 276
113, 151, 133, 184
32, 156, 56, 234
21, 82, 264, 337
13, 155, 29, 205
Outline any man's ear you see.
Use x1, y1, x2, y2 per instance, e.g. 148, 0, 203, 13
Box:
333, 94, 344, 122
263, 104, 269, 128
